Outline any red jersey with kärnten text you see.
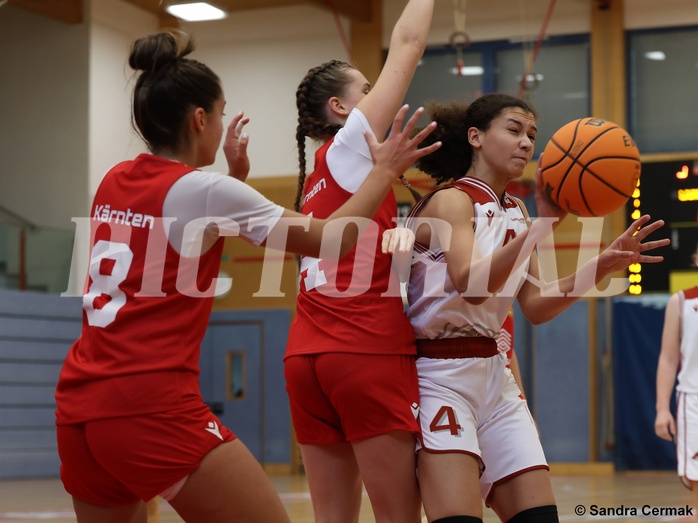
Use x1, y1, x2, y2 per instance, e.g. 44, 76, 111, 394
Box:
285, 139, 415, 357
56, 154, 223, 424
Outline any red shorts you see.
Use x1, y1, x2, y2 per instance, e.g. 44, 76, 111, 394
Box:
285, 353, 421, 444
57, 399, 235, 505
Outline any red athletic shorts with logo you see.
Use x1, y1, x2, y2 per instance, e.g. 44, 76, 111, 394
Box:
285, 353, 421, 444
57, 399, 235, 505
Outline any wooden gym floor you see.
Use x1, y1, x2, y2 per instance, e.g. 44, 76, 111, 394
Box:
0, 469, 694, 522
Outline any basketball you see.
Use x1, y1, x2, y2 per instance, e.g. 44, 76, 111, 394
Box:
539, 117, 641, 217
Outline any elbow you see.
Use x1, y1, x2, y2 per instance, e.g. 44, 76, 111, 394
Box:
405, 34, 427, 54
452, 279, 469, 296
462, 295, 489, 305
524, 311, 552, 326
527, 316, 547, 326
453, 275, 490, 304
456, 284, 490, 305
391, 30, 427, 58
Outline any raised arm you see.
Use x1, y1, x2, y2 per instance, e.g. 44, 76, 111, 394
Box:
357, 0, 435, 137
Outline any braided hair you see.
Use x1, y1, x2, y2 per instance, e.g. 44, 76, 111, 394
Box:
294, 60, 355, 212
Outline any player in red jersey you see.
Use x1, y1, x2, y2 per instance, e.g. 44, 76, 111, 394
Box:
54, 31, 439, 523
285, 1, 435, 521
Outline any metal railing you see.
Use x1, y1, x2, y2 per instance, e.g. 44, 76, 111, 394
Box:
0, 204, 73, 294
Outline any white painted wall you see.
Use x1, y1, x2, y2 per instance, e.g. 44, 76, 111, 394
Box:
180, 6, 353, 179
89, 0, 157, 198
0, 5, 89, 228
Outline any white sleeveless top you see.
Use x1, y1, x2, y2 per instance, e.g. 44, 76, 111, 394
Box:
406, 177, 529, 340
677, 286, 698, 393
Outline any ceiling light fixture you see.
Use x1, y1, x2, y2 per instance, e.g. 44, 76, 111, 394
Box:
450, 66, 484, 76
644, 51, 666, 61
165, 2, 227, 22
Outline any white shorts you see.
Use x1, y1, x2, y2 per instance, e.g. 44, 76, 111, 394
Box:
417, 352, 548, 501
676, 392, 698, 487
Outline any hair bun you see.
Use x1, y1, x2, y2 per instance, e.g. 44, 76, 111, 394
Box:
129, 31, 193, 72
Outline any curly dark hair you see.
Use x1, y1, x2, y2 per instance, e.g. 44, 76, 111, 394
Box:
415, 93, 537, 185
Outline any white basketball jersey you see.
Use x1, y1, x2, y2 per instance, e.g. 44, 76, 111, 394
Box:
677, 286, 698, 393
406, 177, 529, 340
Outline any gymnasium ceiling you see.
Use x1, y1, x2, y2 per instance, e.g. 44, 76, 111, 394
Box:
7, 0, 373, 24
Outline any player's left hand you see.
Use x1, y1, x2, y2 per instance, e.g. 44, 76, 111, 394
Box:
224, 111, 251, 181
598, 214, 670, 274
382, 227, 415, 254
383, 227, 415, 283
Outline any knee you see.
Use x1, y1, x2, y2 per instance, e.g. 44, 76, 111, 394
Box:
506, 505, 558, 523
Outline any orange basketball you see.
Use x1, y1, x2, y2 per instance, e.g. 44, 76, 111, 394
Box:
539, 117, 641, 217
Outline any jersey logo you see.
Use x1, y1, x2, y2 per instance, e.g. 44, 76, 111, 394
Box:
486, 209, 495, 226
411, 402, 420, 419
497, 329, 513, 353
302, 177, 327, 208
205, 421, 223, 440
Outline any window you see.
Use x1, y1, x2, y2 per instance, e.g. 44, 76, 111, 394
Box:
495, 38, 590, 153
402, 35, 590, 159
403, 47, 484, 114
628, 26, 698, 154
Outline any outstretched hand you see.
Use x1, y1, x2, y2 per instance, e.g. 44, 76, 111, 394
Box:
364, 105, 441, 180
597, 214, 670, 275
223, 111, 251, 181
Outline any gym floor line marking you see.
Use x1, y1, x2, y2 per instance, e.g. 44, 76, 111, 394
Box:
0, 494, 314, 520
0, 511, 75, 520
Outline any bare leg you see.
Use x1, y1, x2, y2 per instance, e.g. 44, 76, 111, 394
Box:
169, 438, 290, 523
690, 480, 698, 521
488, 469, 556, 522
300, 442, 363, 523
73, 498, 146, 523
146, 497, 160, 523
352, 430, 421, 523
418, 451, 483, 522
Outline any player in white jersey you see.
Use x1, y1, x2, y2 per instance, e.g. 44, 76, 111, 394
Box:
655, 283, 698, 515
405, 94, 669, 523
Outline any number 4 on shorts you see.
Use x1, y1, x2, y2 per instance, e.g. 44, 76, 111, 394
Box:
429, 405, 462, 436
